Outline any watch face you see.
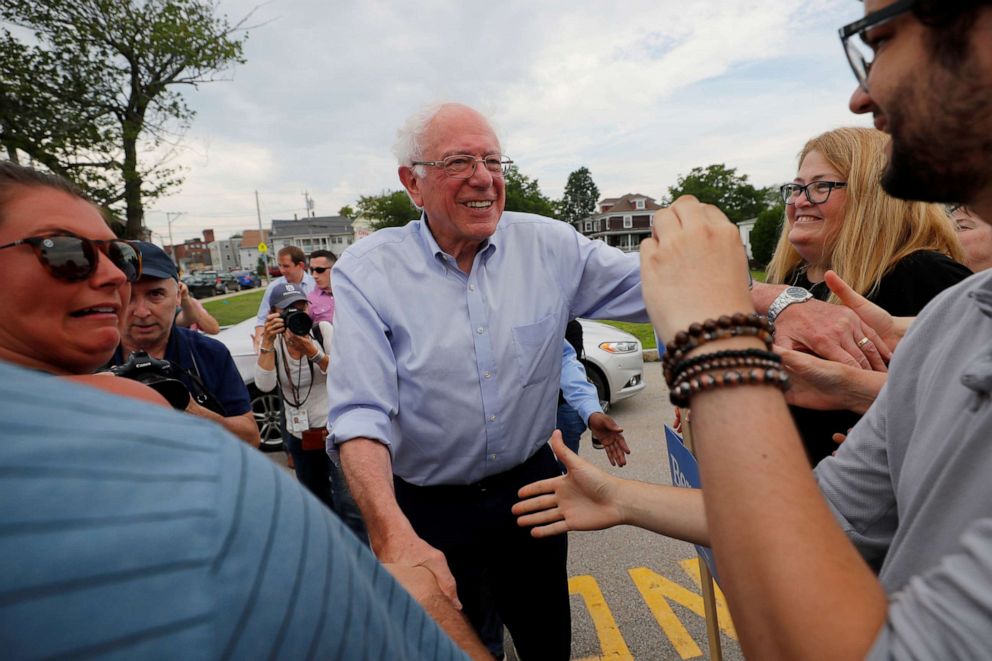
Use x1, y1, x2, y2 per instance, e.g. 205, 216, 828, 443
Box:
785, 286, 808, 298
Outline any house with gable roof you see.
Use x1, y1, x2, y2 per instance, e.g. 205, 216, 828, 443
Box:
572, 193, 663, 252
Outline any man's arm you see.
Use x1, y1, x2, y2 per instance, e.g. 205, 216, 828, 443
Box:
781, 348, 886, 414
640, 197, 888, 658
176, 282, 221, 335
339, 438, 461, 608
185, 403, 260, 447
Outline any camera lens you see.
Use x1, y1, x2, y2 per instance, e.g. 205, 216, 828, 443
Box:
284, 309, 313, 336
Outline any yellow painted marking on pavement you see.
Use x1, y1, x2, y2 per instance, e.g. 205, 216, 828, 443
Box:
628, 567, 704, 659
569, 575, 634, 661
679, 559, 738, 640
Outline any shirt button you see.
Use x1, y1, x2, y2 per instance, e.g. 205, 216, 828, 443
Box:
488, 454, 497, 461
469, 284, 476, 291
477, 327, 485, 334
489, 415, 496, 422
483, 371, 492, 379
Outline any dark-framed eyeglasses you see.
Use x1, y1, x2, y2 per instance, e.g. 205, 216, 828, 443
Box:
310, 266, 330, 274
780, 181, 848, 205
0, 234, 142, 282
411, 154, 513, 179
839, 0, 917, 91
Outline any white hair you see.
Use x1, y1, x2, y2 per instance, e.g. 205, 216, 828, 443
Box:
391, 102, 502, 178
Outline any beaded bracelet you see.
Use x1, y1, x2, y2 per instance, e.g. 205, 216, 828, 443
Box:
669, 366, 791, 407
669, 348, 781, 385
662, 313, 774, 386
675, 356, 782, 384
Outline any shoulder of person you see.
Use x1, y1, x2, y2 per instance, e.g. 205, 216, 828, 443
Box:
176, 326, 236, 359
886, 250, 974, 288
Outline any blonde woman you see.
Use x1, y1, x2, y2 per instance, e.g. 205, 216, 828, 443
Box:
767, 127, 971, 465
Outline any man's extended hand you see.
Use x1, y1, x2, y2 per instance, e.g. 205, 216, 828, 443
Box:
587, 412, 629, 467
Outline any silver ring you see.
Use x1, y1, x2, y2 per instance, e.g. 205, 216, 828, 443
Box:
857, 336, 871, 348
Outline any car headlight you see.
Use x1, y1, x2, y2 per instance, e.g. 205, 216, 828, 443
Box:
598, 341, 639, 353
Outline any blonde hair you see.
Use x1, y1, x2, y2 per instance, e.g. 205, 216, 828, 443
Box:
766, 127, 964, 300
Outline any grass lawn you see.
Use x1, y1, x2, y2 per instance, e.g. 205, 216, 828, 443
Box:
203, 289, 265, 326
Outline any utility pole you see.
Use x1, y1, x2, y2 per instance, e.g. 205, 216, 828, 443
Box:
302, 190, 315, 217
165, 212, 184, 267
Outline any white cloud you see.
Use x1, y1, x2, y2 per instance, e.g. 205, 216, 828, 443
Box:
144, 0, 870, 241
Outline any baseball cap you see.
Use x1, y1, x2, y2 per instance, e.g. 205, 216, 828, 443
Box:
270, 282, 309, 309
133, 241, 179, 280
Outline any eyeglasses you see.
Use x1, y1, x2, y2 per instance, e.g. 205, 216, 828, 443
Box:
0, 234, 142, 282
411, 154, 513, 179
780, 181, 848, 205
310, 266, 331, 274
839, 0, 917, 91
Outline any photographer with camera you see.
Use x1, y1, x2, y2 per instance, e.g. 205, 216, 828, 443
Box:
255, 283, 334, 500
109, 241, 260, 447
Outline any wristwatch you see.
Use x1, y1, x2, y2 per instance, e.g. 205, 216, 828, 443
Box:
767, 286, 813, 323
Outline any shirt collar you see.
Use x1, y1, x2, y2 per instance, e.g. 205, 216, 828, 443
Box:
417, 212, 498, 271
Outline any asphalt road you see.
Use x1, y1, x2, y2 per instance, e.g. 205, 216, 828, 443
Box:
265, 362, 743, 660
561, 362, 743, 660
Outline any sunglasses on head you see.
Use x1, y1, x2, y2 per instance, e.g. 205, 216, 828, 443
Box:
0, 234, 142, 282
310, 266, 330, 274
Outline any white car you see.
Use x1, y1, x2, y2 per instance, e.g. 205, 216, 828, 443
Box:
216, 316, 646, 450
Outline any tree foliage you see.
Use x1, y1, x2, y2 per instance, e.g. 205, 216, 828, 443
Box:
0, 0, 248, 238
750, 203, 785, 267
503, 165, 557, 218
356, 190, 419, 230
559, 166, 600, 223
668, 164, 768, 223
338, 205, 355, 219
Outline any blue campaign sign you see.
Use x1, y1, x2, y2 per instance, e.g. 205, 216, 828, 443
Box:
664, 424, 721, 586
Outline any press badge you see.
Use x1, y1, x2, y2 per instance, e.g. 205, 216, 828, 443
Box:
286, 406, 310, 433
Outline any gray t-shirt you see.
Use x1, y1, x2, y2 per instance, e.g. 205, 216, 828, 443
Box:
816, 270, 992, 658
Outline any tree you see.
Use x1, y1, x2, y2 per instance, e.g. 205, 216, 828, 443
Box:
0, 0, 248, 238
355, 190, 419, 230
338, 205, 355, 219
750, 203, 785, 267
559, 166, 600, 224
503, 165, 556, 217
668, 164, 768, 223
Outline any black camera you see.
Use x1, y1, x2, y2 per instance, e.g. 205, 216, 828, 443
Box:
281, 307, 313, 336
107, 350, 191, 410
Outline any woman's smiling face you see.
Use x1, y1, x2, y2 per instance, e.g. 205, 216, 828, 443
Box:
786, 150, 848, 269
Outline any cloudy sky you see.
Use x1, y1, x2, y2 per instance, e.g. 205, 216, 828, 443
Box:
147, 0, 871, 243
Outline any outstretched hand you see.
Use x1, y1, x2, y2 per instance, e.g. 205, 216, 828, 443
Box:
587, 412, 629, 467
513, 431, 624, 538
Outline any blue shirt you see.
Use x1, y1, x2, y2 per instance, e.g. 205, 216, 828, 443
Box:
327, 212, 647, 485
560, 339, 602, 424
255, 273, 317, 325
0, 360, 467, 660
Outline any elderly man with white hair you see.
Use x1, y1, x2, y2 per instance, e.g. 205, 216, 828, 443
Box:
325, 102, 647, 659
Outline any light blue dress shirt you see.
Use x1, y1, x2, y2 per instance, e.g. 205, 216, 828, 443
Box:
559, 339, 602, 424
326, 212, 647, 485
255, 272, 317, 325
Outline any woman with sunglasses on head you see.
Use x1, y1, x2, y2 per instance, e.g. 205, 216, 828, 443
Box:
766, 127, 970, 466
0, 162, 149, 383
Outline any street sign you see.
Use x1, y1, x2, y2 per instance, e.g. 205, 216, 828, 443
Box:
258, 242, 268, 254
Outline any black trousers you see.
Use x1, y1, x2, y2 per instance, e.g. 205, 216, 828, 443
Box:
394, 444, 570, 661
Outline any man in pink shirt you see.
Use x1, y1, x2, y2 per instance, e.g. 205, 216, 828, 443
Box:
306, 249, 337, 324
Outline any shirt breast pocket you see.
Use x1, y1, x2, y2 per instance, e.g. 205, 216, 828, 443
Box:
512, 313, 560, 389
